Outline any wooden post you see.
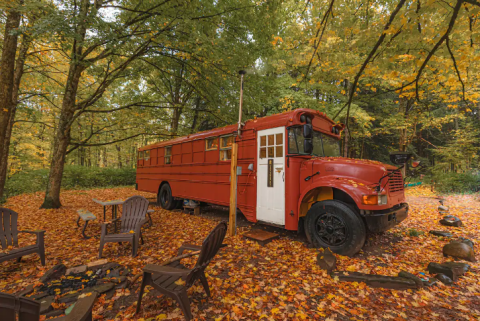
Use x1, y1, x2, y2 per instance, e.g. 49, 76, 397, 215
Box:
228, 142, 239, 236
229, 70, 246, 237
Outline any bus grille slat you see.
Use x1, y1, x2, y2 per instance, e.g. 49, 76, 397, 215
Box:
387, 170, 404, 193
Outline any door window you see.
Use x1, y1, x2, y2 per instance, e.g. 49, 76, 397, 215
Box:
260, 132, 283, 158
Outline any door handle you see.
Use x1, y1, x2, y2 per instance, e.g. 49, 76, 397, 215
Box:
283, 172, 285, 182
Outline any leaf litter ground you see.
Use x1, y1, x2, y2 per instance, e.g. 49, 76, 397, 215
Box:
1, 186, 479, 320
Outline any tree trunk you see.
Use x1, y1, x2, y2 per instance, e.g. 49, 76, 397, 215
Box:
343, 127, 349, 157
171, 106, 182, 135
116, 145, 122, 168
190, 97, 201, 134
0, 5, 22, 201
41, 0, 89, 208
41, 64, 84, 208
103, 147, 108, 167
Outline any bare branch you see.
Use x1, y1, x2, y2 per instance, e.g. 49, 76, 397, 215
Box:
446, 37, 466, 101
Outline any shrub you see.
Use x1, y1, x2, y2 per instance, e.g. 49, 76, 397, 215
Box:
431, 171, 480, 194
407, 228, 424, 237
3, 166, 136, 202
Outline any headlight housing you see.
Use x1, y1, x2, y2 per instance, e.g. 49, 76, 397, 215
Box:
362, 194, 388, 205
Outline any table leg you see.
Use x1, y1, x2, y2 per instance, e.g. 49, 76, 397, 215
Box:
103, 206, 106, 221
82, 221, 91, 239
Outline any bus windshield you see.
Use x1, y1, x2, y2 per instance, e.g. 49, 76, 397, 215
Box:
288, 127, 341, 157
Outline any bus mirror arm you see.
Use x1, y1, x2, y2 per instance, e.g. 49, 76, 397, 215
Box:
305, 171, 320, 181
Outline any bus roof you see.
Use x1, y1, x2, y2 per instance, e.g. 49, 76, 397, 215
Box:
139, 108, 337, 151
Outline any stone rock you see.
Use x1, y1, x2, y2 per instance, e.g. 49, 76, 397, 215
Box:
83, 282, 114, 294
39, 295, 55, 314
86, 259, 108, 270
429, 231, 453, 238
111, 276, 127, 284
40, 264, 67, 283
443, 242, 476, 262
45, 310, 64, 318
30, 292, 49, 300
442, 262, 470, 274
423, 278, 438, 287
427, 262, 465, 281
101, 262, 121, 271
105, 288, 116, 300
115, 280, 130, 289
398, 271, 424, 289
17, 284, 35, 297
435, 273, 453, 285
331, 272, 417, 290
317, 248, 337, 273
440, 215, 463, 227
58, 292, 80, 304
438, 205, 449, 213
107, 268, 122, 278
450, 237, 475, 250
65, 302, 76, 315
66, 265, 87, 275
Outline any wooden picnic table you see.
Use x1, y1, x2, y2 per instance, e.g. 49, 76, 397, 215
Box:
92, 198, 124, 233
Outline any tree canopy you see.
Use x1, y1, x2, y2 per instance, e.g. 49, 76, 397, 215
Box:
1, 0, 479, 203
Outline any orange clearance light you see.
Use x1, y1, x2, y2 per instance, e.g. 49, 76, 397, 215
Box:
289, 118, 293, 122
362, 195, 378, 205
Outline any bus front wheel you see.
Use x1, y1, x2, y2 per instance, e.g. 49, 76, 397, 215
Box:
158, 184, 176, 210
305, 200, 366, 257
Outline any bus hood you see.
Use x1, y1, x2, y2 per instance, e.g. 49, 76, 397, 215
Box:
307, 157, 398, 185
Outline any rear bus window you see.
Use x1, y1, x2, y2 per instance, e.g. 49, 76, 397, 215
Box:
165, 146, 172, 164
144, 150, 150, 161
205, 137, 218, 151
220, 135, 233, 161
138, 151, 144, 160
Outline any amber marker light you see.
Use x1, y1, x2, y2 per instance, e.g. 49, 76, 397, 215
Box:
362, 195, 378, 205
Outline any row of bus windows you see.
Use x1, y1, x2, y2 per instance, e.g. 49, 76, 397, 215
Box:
138, 135, 234, 164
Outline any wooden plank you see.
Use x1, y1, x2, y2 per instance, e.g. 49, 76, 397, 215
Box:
228, 142, 239, 237
244, 229, 279, 245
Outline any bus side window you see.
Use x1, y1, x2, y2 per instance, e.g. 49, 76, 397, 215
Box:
205, 137, 218, 151
220, 135, 233, 161
165, 146, 172, 164
144, 150, 150, 165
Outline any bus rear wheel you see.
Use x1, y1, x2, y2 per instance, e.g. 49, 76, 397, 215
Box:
158, 184, 176, 210
305, 200, 366, 257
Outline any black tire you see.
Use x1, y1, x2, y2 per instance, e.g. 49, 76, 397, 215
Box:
158, 184, 176, 210
305, 200, 366, 257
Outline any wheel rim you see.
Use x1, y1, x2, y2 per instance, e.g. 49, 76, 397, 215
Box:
315, 212, 348, 246
160, 189, 170, 206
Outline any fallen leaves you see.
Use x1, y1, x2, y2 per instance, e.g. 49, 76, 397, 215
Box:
0, 186, 479, 320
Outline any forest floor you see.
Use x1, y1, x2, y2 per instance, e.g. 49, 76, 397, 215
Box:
1, 186, 479, 320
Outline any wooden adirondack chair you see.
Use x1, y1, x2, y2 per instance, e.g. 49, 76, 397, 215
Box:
0, 291, 97, 321
135, 222, 227, 321
99, 195, 149, 258
0, 207, 45, 266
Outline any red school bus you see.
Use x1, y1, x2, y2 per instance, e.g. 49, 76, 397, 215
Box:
136, 108, 408, 256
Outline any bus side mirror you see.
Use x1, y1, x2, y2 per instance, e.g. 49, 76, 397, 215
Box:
304, 139, 313, 154
303, 124, 313, 139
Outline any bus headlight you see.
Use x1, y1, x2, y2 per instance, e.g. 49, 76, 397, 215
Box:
378, 194, 388, 205
362, 194, 388, 205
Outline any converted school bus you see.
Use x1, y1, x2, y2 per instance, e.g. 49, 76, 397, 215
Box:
136, 108, 408, 256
